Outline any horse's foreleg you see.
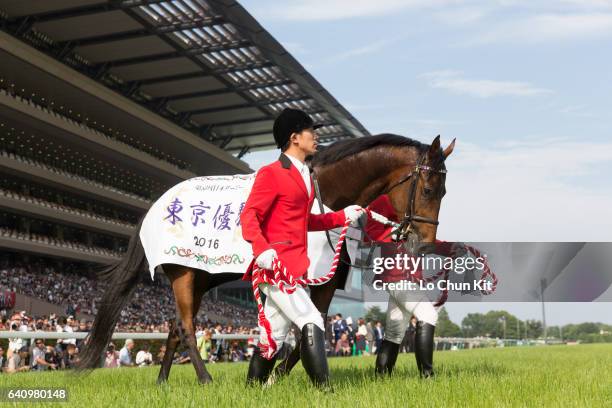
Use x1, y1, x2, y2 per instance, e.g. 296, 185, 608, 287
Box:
167, 266, 213, 385
157, 319, 180, 384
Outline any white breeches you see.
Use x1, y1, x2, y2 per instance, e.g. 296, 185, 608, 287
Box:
258, 284, 324, 356
384, 288, 438, 344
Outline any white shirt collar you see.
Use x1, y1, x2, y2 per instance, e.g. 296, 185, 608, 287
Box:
284, 153, 308, 174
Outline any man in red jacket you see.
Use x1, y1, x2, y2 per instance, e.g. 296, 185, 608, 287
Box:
241, 108, 363, 388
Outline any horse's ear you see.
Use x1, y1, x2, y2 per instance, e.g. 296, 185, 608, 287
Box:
428, 135, 441, 156
443, 138, 456, 158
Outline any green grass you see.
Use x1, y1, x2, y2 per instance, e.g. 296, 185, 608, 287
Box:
1, 344, 610, 407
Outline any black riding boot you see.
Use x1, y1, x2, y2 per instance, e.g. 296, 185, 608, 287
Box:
415, 321, 435, 378
246, 348, 277, 385
300, 323, 331, 390
374, 340, 400, 377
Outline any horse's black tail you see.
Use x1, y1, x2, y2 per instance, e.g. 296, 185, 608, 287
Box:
77, 216, 147, 370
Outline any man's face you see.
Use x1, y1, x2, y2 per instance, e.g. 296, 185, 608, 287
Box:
36, 340, 45, 350
291, 128, 318, 155
0, 347, 4, 356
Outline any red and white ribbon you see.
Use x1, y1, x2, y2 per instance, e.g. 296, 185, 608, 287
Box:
415, 244, 497, 307
251, 218, 351, 359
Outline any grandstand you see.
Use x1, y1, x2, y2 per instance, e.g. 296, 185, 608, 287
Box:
0, 1, 369, 322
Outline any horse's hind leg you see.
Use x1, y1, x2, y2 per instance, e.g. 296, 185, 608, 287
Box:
166, 265, 213, 385
156, 273, 206, 384
157, 319, 180, 384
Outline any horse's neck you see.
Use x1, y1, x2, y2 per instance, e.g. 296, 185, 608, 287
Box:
315, 147, 417, 210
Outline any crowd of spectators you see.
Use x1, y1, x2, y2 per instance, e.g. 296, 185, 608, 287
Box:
0, 188, 136, 230
0, 260, 258, 329
0, 227, 122, 259
0, 309, 416, 376
0, 86, 192, 174
0, 310, 260, 374
325, 313, 415, 357
0, 258, 420, 374
0, 150, 153, 204
0, 309, 411, 375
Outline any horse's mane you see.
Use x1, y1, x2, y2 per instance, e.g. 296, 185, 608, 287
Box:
311, 133, 427, 167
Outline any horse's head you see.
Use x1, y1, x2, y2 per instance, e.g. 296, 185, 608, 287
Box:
310, 134, 455, 253
386, 135, 455, 254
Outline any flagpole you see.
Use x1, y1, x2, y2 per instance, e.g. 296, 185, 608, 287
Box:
540, 278, 547, 345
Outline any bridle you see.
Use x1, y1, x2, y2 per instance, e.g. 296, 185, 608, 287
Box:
312, 151, 447, 265
381, 153, 447, 241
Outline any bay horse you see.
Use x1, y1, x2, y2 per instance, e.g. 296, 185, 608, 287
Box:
77, 134, 455, 385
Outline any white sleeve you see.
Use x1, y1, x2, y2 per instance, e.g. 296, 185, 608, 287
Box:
135, 351, 144, 365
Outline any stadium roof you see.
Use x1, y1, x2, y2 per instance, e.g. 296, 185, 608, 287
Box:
0, 0, 370, 158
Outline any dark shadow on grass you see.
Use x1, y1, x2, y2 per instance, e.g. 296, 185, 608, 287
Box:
437, 360, 508, 378
326, 358, 508, 387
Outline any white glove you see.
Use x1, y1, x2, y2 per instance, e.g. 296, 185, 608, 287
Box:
255, 248, 277, 270
343, 205, 364, 227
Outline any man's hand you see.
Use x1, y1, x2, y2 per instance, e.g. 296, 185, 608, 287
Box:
255, 248, 277, 270
450, 242, 468, 258
343, 205, 364, 227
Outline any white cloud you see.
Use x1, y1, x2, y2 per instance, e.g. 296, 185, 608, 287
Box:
311, 37, 402, 68
327, 39, 392, 62
560, 0, 612, 10
420, 71, 552, 98
433, 7, 489, 25
471, 13, 612, 44
254, 0, 460, 21
559, 105, 596, 118
438, 138, 612, 241
343, 103, 389, 112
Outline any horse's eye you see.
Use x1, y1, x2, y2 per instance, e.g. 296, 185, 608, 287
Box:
423, 187, 433, 196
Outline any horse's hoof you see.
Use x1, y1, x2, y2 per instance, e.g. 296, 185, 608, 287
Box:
156, 377, 168, 385
264, 372, 277, 387
316, 384, 335, 393
199, 376, 213, 385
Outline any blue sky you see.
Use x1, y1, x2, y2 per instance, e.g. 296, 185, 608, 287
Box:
237, 0, 612, 325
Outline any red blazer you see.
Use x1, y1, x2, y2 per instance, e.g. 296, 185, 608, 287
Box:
241, 153, 346, 280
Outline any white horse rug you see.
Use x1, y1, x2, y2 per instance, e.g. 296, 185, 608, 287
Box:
140, 174, 361, 282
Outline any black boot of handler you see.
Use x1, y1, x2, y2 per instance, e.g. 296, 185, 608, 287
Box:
246, 348, 277, 385
300, 323, 332, 390
375, 340, 400, 377
415, 321, 435, 378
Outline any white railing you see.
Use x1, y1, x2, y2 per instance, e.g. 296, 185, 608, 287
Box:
0, 331, 251, 341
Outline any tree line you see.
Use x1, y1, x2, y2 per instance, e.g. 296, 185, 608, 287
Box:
365, 306, 612, 343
